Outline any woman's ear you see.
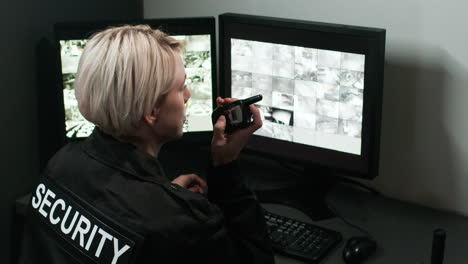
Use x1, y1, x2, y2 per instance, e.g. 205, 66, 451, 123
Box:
143, 107, 159, 125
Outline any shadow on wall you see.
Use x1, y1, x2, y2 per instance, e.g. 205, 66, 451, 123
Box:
374, 46, 467, 215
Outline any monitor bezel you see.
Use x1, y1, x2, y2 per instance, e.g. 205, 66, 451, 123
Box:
219, 13, 385, 179
53, 17, 217, 145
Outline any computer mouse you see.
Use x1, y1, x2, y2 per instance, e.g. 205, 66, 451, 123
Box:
342, 236, 377, 264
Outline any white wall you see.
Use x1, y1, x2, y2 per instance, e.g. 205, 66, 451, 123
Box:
144, 0, 468, 216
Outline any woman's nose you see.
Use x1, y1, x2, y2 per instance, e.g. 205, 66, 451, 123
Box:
184, 87, 191, 103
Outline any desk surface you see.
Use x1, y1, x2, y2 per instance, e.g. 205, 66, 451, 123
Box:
264, 184, 468, 264
15, 183, 468, 264
18, 146, 468, 263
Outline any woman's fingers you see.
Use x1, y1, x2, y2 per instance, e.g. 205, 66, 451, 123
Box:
212, 115, 226, 146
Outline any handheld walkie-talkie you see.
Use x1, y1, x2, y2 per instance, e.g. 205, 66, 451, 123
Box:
211, 94, 263, 133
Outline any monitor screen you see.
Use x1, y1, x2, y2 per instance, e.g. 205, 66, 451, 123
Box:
231, 39, 364, 155
60, 39, 91, 138
54, 17, 217, 142
59, 34, 213, 139
220, 13, 385, 178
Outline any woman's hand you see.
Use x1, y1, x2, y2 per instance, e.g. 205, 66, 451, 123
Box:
171, 174, 207, 194
211, 97, 263, 166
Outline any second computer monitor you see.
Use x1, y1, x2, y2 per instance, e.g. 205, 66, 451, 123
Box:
55, 18, 217, 141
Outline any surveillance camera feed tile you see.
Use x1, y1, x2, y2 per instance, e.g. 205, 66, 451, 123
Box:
60, 35, 212, 139
231, 39, 364, 155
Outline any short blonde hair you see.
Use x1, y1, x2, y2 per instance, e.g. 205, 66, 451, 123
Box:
74, 24, 183, 137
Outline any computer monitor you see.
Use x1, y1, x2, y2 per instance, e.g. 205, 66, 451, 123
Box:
54, 17, 217, 141
219, 13, 385, 219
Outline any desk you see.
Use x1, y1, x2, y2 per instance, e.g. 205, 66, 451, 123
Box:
264, 183, 468, 264
14, 184, 468, 264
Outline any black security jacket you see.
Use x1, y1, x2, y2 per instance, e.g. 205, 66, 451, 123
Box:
19, 129, 274, 264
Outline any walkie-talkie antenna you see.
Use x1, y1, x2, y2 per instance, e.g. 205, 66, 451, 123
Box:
242, 94, 263, 105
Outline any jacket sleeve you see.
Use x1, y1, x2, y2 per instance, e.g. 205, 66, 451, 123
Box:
202, 160, 275, 264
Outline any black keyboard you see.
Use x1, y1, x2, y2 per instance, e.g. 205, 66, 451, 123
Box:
264, 210, 342, 263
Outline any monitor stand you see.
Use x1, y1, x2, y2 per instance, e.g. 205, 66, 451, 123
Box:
254, 166, 338, 221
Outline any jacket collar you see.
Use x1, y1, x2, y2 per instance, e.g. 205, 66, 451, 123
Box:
82, 128, 169, 185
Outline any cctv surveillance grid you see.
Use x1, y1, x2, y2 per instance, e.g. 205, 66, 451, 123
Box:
231, 38, 365, 155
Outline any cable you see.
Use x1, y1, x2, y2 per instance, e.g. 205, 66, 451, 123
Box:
337, 177, 381, 196
326, 199, 377, 242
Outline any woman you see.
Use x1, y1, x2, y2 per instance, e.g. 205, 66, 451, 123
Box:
20, 25, 274, 263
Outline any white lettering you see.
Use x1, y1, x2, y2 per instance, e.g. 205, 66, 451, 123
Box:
85, 225, 99, 251
32, 183, 46, 209
72, 215, 91, 247
39, 189, 56, 217
61, 207, 79, 234
31, 183, 133, 262
111, 238, 130, 264
95, 228, 113, 258
49, 199, 66, 225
